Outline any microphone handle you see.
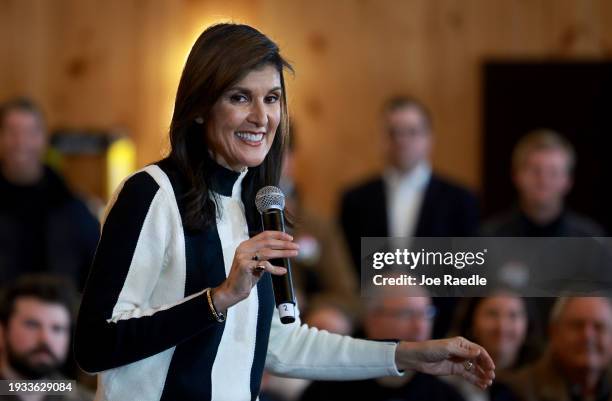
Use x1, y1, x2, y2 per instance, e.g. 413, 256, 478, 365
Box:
261, 209, 296, 324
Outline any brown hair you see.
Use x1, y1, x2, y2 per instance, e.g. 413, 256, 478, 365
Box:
0, 274, 77, 327
0, 97, 45, 130
168, 23, 293, 230
382, 95, 432, 131
450, 295, 541, 369
512, 129, 576, 173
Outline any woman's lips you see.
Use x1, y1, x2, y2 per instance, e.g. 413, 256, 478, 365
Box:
235, 131, 265, 146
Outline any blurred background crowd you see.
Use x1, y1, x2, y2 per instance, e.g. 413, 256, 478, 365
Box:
1, 1, 612, 401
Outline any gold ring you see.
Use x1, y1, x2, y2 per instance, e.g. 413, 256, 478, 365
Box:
463, 360, 473, 371
254, 264, 266, 272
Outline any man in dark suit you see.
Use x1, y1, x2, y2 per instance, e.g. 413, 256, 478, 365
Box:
339, 96, 479, 338
340, 96, 479, 271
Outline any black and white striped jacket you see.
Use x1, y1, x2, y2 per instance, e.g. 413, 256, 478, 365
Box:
75, 159, 400, 401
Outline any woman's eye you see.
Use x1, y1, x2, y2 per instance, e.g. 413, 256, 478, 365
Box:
265, 94, 280, 103
230, 94, 249, 103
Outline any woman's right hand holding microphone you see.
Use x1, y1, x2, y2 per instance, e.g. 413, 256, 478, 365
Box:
211, 230, 298, 313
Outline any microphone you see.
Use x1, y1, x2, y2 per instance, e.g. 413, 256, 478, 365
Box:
255, 186, 296, 324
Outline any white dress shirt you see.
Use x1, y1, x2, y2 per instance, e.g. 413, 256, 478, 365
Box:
384, 162, 432, 239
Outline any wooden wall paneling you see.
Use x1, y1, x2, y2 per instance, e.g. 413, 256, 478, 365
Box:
2, 0, 612, 214
131, 0, 184, 168
0, 0, 49, 106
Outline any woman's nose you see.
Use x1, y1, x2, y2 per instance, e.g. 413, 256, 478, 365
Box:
247, 100, 268, 127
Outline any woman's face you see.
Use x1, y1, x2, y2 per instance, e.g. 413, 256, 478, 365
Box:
472, 296, 527, 369
206, 64, 282, 171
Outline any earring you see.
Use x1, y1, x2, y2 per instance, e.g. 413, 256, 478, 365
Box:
195, 116, 204, 124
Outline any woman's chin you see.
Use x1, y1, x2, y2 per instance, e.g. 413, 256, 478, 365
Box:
241, 154, 268, 168
245, 160, 265, 168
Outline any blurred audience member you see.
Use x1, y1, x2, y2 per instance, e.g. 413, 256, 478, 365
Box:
0, 97, 99, 289
447, 295, 533, 401
505, 297, 612, 401
0, 275, 93, 400
0, 99, 99, 286
300, 292, 465, 401
482, 130, 606, 344
482, 129, 605, 237
340, 96, 479, 337
455, 296, 533, 370
304, 305, 354, 336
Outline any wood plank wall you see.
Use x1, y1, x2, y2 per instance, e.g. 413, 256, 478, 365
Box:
1, 0, 611, 217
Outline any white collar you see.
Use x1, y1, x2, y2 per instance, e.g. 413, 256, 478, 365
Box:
230, 168, 249, 199
384, 162, 431, 190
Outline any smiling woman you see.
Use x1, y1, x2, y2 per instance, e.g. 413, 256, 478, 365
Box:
206, 65, 282, 172
74, 23, 495, 401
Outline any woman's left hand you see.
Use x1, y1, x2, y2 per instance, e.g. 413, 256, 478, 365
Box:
394, 337, 495, 389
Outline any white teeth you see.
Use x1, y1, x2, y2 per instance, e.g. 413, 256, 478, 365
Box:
236, 132, 264, 142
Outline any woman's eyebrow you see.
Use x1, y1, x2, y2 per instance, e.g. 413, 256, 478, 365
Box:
229, 86, 282, 93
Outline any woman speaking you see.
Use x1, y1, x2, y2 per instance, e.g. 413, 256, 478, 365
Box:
74, 23, 494, 401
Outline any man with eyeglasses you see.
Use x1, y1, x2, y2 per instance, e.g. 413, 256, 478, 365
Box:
300, 292, 465, 401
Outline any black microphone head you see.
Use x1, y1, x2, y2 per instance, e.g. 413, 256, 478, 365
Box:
255, 186, 285, 213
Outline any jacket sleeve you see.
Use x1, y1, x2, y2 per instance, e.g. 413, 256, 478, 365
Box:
74, 171, 219, 373
452, 187, 480, 236
265, 305, 402, 380
73, 197, 101, 291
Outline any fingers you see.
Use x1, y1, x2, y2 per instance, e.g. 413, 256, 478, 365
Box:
472, 363, 494, 385
459, 367, 494, 390
252, 231, 294, 242
472, 357, 495, 390
255, 248, 299, 261
238, 231, 299, 259
449, 336, 495, 370
449, 337, 495, 389
251, 232, 297, 255
246, 239, 299, 255
250, 260, 287, 276
223, 232, 294, 304
474, 344, 496, 372
264, 263, 288, 276
257, 238, 300, 250
454, 358, 493, 389
451, 337, 495, 371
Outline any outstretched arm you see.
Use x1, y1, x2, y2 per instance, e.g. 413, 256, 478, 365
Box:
266, 308, 495, 388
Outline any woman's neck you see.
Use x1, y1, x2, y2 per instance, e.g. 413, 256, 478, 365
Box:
210, 152, 245, 173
